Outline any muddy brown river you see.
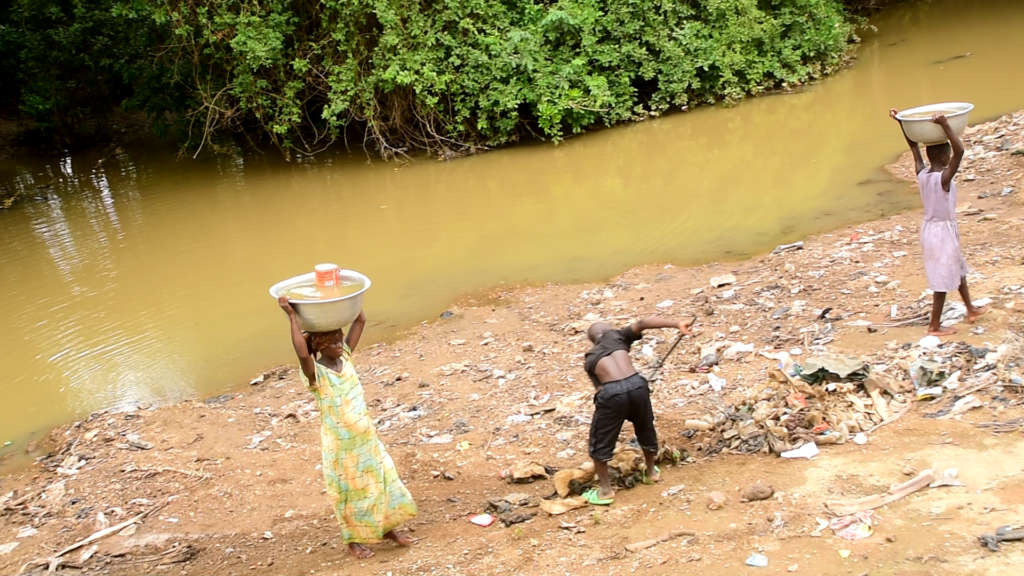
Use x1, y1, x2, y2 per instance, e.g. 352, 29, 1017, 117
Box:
1, 0, 1023, 447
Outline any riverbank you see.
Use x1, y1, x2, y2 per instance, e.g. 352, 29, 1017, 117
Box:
1, 110, 1023, 576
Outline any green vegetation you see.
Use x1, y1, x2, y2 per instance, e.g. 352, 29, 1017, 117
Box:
0, 0, 176, 148
1, 0, 861, 157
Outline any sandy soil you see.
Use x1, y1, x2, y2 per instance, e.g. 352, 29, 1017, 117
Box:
1, 111, 1023, 576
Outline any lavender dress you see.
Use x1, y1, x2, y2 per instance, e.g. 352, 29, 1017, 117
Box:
918, 170, 969, 292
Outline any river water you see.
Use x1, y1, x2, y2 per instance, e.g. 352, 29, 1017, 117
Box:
1, 0, 1023, 447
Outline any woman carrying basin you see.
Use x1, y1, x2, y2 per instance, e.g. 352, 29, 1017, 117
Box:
278, 295, 417, 559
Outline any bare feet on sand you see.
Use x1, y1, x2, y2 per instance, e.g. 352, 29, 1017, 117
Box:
927, 325, 958, 337
966, 305, 989, 323
384, 530, 414, 546
348, 543, 374, 559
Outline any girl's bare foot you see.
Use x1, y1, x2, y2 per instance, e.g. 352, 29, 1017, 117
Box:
966, 305, 989, 323
384, 530, 414, 546
927, 325, 958, 337
347, 543, 374, 559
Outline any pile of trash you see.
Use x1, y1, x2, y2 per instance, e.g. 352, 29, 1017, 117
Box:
685, 350, 906, 456
684, 329, 1023, 457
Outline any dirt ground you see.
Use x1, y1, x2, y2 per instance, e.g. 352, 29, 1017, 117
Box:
2, 112, 1023, 576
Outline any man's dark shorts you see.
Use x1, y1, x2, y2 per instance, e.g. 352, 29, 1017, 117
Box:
588, 373, 658, 462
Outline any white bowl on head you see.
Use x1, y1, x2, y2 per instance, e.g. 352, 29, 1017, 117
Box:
896, 102, 974, 145
269, 269, 371, 333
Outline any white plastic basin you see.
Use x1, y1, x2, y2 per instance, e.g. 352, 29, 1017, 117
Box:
896, 102, 973, 145
269, 269, 371, 333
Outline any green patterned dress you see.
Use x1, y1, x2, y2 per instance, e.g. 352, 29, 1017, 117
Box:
300, 343, 417, 543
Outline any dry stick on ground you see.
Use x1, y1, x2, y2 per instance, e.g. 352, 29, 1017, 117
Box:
869, 314, 930, 328
975, 417, 1024, 434
826, 469, 934, 516
953, 372, 1001, 397
624, 528, 697, 553
3, 491, 36, 510
24, 498, 172, 574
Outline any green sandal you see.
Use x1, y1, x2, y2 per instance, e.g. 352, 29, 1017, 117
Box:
582, 488, 614, 506
641, 465, 661, 485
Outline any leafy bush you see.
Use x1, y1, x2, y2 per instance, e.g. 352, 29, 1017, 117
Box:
0, 0, 179, 148
2, 0, 858, 156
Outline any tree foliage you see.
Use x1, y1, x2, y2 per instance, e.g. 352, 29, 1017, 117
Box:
1, 0, 858, 156
0, 0, 178, 147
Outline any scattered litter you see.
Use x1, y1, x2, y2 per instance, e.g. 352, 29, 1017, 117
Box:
830, 510, 876, 540
772, 241, 804, 255
798, 355, 869, 384
16, 526, 38, 538
468, 514, 496, 527
979, 525, 1024, 551
722, 342, 754, 360
838, 550, 851, 559
245, 431, 271, 449
707, 373, 726, 392
781, 443, 819, 459
425, 434, 454, 444
697, 353, 720, 371
0, 542, 19, 555
499, 512, 535, 527
911, 358, 947, 389
661, 484, 686, 497
710, 274, 737, 288
852, 433, 868, 445
540, 498, 586, 516
930, 468, 965, 488
746, 553, 769, 567
941, 395, 982, 418
504, 460, 549, 482
125, 434, 153, 450
656, 299, 674, 309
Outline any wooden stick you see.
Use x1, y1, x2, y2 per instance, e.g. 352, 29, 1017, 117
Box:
826, 470, 934, 516
51, 499, 169, 562
869, 314, 929, 328
625, 528, 696, 552
954, 372, 1000, 397
5, 492, 36, 509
